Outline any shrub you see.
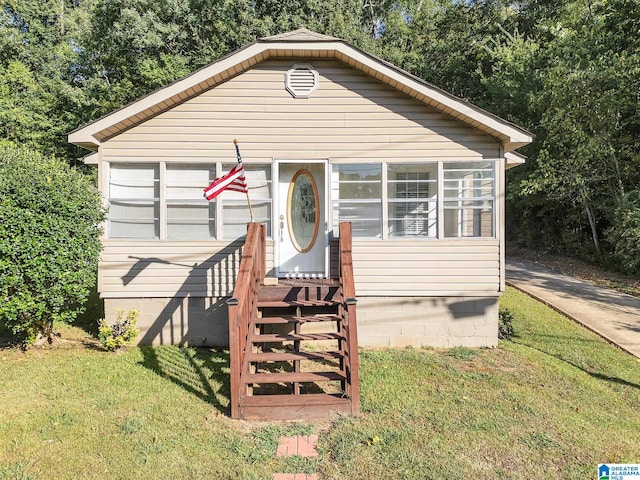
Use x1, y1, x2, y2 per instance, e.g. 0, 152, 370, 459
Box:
0, 142, 106, 346
498, 307, 515, 340
98, 309, 140, 351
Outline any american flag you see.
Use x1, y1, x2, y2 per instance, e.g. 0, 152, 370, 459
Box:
203, 161, 247, 200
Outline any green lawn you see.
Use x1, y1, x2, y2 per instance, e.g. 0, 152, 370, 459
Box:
2, 287, 639, 479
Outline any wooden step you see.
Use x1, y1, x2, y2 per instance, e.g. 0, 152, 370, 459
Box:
245, 371, 346, 384
239, 393, 352, 420
251, 332, 344, 343
241, 392, 347, 406
257, 282, 340, 304
247, 350, 345, 362
253, 315, 341, 325
257, 300, 339, 308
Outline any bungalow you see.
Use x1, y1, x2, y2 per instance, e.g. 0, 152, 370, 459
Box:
69, 28, 532, 351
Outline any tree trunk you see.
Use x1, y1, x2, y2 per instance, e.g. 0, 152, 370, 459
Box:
580, 187, 602, 260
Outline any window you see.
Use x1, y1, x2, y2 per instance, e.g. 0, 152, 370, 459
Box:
106, 160, 496, 241
221, 164, 272, 239
108, 163, 271, 240
166, 165, 215, 239
331, 164, 382, 238
331, 160, 495, 240
108, 164, 159, 238
387, 164, 437, 238
443, 161, 495, 238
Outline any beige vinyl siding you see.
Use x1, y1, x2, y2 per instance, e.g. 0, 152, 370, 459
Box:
99, 59, 502, 298
99, 238, 498, 298
101, 60, 499, 165
351, 239, 500, 296
99, 240, 275, 298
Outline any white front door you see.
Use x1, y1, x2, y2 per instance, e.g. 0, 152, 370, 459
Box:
275, 161, 328, 277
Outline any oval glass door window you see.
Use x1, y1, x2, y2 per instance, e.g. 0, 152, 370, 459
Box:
287, 169, 320, 253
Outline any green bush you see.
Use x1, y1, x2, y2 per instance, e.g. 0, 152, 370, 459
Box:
98, 309, 140, 351
498, 307, 515, 340
0, 142, 106, 346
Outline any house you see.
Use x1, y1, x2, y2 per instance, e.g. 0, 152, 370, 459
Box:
69, 28, 532, 351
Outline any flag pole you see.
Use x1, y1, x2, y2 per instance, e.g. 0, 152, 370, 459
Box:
233, 138, 254, 222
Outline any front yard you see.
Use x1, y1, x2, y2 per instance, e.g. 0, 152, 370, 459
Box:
2, 287, 639, 479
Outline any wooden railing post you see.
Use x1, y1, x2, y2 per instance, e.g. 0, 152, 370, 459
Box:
227, 222, 266, 419
259, 223, 266, 281
339, 222, 360, 416
226, 297, 240, 419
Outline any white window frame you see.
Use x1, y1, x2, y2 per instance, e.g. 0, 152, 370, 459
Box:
106, 161, 272, 241
107, 163, 160, 239
387, 164, 438, 238
105, 159, 497, 241
331, 159, 497, 240
331, 163, 383, 239
220, 162, 273, 240
442, 160, 496, 239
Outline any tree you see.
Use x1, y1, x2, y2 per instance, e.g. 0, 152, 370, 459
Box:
0, 0, 97, 160
510, 0, 640, 262
0, 142, 106, 346
78, 0, 371, 114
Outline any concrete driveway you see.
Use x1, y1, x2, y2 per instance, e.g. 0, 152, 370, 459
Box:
506, 258, 640, 357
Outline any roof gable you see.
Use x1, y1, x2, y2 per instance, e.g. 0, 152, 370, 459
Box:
261, 27, 340, 42
69, 29, 532, 152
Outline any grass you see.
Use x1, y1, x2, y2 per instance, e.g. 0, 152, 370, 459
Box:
2, 287, 640, 479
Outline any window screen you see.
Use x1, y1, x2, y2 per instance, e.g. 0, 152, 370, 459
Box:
166, 165, 215, 239
443, 161, 494, 238
221, 164, 272, 239
108, 164, 159, 238
331, 164, 382, 238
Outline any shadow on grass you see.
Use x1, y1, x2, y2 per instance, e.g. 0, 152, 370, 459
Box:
139, 346, 231, 415
514, 334, 640, 391
0, 322, 18, 348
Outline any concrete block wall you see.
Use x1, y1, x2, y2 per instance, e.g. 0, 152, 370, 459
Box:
104, 295, 499, 348
104, 297, 229, 347
355, 296, 499, 348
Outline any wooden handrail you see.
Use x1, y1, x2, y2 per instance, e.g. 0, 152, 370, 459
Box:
228, 222, 358, 418
227, 223, 265, 419
339, 222, 360, 415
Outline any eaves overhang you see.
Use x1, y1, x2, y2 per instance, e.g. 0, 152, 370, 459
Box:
505, 151, 527, 169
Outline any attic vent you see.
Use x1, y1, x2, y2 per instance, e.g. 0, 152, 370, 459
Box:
285, 64, 318, 98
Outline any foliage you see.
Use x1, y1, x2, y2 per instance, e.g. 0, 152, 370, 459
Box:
98, 309, 140, 351
0, 0, 638, 268
498, 306, 515, 340
0, 0, 98, 159
606, 191, 640, 273
0, 143, 106, 346
506, 0, 640, 265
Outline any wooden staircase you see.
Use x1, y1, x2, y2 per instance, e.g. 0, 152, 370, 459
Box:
227, 223, 360, 420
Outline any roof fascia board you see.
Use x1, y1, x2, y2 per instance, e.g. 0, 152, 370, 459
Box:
505, 151, 527, 169
68, 42, 269, 148
82, 152, 99, 165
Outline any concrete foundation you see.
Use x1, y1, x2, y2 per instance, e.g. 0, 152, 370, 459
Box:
355, 296, 499, 348
104, 295, 499, 348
